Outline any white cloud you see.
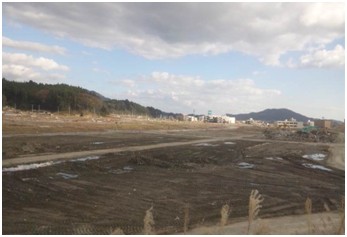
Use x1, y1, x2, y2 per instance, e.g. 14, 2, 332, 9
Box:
299, 45, 345, 68
2, 52, 69, 83
112, 72, 281, 114
2, 36, 66, 55
2, 64, 66, 83
3, 3, 344, 66
2, 64, 40, 80
300, 3, 345, 29
3, 52, 69, 71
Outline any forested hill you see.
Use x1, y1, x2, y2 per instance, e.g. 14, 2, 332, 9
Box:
2, 78, 181, 118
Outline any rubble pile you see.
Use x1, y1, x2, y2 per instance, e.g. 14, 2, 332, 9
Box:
263, 128, 340, 143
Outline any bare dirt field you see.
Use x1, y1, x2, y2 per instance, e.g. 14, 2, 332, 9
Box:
2, 111, 345, 234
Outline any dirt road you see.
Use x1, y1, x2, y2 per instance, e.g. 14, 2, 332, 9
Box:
2, 137, 231, 167
3, 131, 344, 171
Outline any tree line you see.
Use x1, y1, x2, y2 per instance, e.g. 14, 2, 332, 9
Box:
2, 78, 181, 118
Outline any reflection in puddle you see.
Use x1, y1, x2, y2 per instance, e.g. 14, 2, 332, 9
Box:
238, 162, 255, 169
3, 161, 62, 172
109, 166, 134, 175
56, 172, 79, 179
302, 153, 326, 161
302, 163, 332, 172
3, 156, 101, 172
265, 157, 283, 161
70, 156, 100, 162
194, 143, 219, 147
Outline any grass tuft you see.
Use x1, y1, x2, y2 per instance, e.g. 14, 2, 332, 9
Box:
109, 227, 124, 235
220, 204, 231, 227
183, 204, 190, 234
143, 206, 155, 235
337, 196, 345, 234
305, 197, 313, 233
247, 189, 264, 234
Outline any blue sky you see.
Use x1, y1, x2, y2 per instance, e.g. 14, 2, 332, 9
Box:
2, 2, 345, 120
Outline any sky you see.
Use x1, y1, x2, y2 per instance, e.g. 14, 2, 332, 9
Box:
2, 2, 345, 121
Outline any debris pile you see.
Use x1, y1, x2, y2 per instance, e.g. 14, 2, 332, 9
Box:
263, 128, 340, 143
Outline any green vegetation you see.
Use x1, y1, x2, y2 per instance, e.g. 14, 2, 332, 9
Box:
2, 78, 181, 118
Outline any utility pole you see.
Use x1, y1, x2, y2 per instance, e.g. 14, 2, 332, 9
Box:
31, 104, 34, 113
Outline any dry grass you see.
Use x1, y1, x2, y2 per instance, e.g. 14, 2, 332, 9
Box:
109, 227, 124, 235
183, 204, 190, 234
2, 109, 230, 135
107, 193, 343, 235
220, 204, 231, 227
337, 196, 345, 234
253, 219, 270, 234
143, 206, 155, 235
305, 197, 313, 233
247, 189, 264, 234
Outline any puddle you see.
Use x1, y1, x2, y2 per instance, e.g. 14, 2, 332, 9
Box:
3, 161, 62, 172
109, 166, 134, 175
123, 166, 134, 171
70, 156, 100, 162
110, 169, 128, 175
248, 143, 270, 150
91, 142, 104, 145
3, 156, 101, 172
56, 172, 79, 179
194, 143, 219, 147
238, 162, 255, 169
21, 177, 39, 182
265, 157, 283, 161
224, 142, 235, 145
302, 153, 326, 161
302, 163, 332, 172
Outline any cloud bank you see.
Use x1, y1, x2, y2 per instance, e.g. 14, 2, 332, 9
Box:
3, 2, 344, 67
113, 72, 281, 115
3, 37, 67, 55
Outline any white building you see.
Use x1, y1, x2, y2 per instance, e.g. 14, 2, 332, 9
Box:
222, 116, 236, 124
186, 115, 198, 122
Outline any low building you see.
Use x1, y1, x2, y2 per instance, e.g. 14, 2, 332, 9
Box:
305, 120, 315, 126
187, 115, 198, 122
314, 119, 331, 129
245, 118, 254, 124
197, 115, 205, 122
275, 118, 303, 129
221, 116, 236, 124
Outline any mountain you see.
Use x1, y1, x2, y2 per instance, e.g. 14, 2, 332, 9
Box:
227, 108, 314, 122
2, 78, 182, 118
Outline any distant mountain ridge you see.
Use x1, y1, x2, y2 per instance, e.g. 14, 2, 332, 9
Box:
227, 108, 314, 122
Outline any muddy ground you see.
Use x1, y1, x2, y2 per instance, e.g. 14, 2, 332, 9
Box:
3, 125, 345, 234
